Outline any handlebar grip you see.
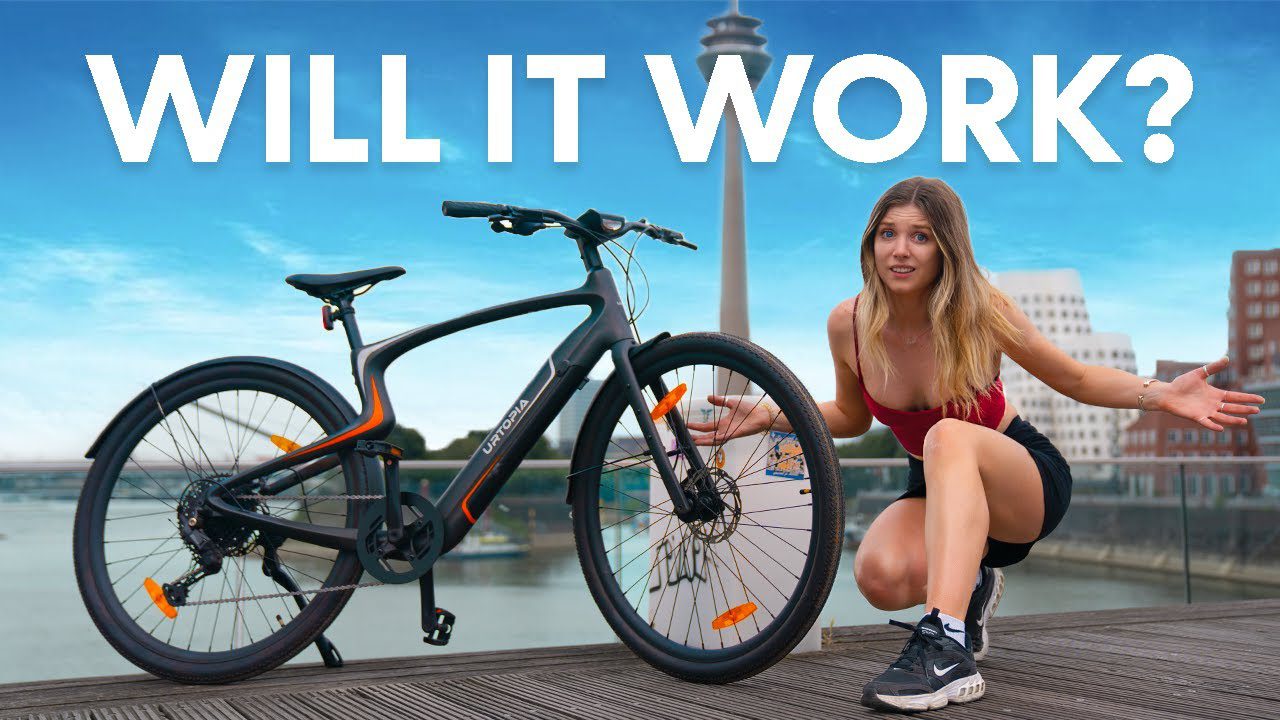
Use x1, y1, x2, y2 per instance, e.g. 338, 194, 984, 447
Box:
442, 200, 510, 218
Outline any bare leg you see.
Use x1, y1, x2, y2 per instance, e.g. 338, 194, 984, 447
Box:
920, 419, 1045, 618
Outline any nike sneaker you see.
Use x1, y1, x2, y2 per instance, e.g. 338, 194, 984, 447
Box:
966, 565, 1005, 661
860, 608, 985, 713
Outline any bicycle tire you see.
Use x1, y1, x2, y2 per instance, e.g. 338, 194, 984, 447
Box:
570, 332, 844, 683
73, 361, 368, 684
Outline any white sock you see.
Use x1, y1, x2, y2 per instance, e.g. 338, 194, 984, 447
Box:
934, 611, 967, 647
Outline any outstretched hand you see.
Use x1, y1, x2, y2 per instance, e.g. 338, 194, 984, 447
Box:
1157, 356, 1264, 431
684, 394, 777, 446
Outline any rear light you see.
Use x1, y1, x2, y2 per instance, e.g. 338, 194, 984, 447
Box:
321, 305, 335, 331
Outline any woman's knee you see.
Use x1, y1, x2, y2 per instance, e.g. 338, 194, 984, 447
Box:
922, 417, 972, 460
854, 547, 923, 610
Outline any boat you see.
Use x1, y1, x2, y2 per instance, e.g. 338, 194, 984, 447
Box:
447, 530, 531, 559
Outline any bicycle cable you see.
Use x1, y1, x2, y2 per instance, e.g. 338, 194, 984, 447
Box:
599, 230, 652, 343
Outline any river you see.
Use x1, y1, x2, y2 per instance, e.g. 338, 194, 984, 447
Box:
0, 500, 1272, 684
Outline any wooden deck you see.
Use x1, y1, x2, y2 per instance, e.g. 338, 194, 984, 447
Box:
3, 598, 1278, 719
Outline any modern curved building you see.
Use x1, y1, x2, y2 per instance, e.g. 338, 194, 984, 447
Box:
992, 270, 1139, 469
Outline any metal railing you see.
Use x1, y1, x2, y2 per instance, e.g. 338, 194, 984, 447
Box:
3, 456, 1278, 603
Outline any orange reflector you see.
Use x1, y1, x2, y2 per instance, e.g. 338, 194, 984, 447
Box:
711, 602, 757, 630
143, 577, 177, 619
270, 434, 301, 453
650, 383, 688, 421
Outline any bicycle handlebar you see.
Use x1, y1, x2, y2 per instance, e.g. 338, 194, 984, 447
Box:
441, 201, 512, 218
440, 200, 695, 250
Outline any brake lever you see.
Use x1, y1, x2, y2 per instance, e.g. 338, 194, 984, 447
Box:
488, 217, 545, 236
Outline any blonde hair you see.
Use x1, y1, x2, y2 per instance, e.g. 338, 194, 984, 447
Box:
856, 177, 1024, 420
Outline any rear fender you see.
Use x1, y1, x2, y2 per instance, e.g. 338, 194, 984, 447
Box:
85, 356, 357, 458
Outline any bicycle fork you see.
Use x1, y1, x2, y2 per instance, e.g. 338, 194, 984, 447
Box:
609, 340, 712, 520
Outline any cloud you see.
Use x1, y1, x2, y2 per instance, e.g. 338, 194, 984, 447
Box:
227, 222, 316, 269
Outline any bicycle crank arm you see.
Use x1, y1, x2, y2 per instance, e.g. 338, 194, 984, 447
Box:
206, 495, 358, 551
610, 341, 694, 517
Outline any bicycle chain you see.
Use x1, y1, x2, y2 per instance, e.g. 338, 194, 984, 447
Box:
181, 581, 386, 606
176, 493, 389, 606
232, 494, 386, 501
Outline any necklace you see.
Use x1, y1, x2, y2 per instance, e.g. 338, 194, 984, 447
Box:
898, 325, 931, 345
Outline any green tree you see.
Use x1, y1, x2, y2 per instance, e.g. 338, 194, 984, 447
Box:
386, 424, 428, 459
835, 427, 906, 459
420, 430, 565, 460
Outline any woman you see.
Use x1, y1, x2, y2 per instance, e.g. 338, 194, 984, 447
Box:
686, 176, 1262, 713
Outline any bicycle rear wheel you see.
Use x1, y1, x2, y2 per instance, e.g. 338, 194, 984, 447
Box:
73, 361, 369, 683
570, 332, 844, 683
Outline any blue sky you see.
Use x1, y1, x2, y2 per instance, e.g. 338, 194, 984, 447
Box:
1, 1, 1278, 459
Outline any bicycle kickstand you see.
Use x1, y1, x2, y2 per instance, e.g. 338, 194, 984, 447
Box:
419, 570, 455, 646
261, 541, 344, 668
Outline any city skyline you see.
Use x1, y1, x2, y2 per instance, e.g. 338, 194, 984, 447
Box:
2, 2, 1278, 459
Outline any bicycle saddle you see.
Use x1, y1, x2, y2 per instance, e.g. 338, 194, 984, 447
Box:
285, 266, 405, 300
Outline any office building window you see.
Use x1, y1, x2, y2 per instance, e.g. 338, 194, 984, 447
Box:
1247, 259, 1261, 274
1248, 281, 1262, 296
1267, 302, 1280, 318
1267, 259, 1279, 274
1248, 302, 1263, 318
1250, 323, 1264, 339
1268, 281, 1279, 295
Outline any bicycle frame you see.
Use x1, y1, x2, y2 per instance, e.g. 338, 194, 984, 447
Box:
206, 262, 705, 555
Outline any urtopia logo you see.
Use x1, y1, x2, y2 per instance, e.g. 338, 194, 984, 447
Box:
481, 399, 530, 455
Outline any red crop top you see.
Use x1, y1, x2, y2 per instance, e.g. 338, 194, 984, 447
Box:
852, 296, 1006, 456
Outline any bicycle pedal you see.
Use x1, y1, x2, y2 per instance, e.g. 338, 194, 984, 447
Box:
423, 608, 455, 646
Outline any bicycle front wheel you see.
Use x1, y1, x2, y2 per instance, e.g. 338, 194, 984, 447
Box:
73, 361, 369, 684
570, 332, 844, 683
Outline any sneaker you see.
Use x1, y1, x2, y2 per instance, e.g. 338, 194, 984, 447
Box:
965, 565, 1005, 661
860, 608, 986, 713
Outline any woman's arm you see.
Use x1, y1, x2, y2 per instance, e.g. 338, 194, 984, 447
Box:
767, 299, 872, 436
997, 298, 1264, 430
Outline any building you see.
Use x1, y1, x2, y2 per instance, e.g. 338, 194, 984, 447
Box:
1241, 377, 1280, 497
1229, 249, 1280, 383
1121, 360, 1258, 497
557, 378, 605, 454
992, 270, 1139, 473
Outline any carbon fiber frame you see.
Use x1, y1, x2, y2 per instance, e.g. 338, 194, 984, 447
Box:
205, 265, 672, 553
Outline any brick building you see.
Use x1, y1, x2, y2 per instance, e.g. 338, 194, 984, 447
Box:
1121, 360, 1258, 497
1229, 249, 1280, 382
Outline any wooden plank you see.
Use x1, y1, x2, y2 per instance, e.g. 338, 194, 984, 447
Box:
4, 601, 1280, 720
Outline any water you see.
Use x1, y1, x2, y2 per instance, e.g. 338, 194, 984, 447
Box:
0, 500, 1273, 685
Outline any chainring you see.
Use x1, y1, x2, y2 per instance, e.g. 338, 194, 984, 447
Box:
356, 492, 444, 584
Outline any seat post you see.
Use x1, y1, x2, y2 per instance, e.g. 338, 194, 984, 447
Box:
333, 296, 364, 349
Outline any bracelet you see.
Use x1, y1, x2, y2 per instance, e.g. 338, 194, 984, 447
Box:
759, 398, 780, 431
1138, 378, 1158, 413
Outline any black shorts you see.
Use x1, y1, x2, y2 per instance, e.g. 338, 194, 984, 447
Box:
897, 415, 1072, 568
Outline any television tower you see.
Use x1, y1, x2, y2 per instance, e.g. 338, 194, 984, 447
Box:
697, 1, 771, 396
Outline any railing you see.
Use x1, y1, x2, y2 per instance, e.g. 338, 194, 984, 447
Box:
3, 456, 1277, 603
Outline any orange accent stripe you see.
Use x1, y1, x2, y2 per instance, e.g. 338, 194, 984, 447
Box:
461, 456, 500, 524
296, 377, 385, 458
